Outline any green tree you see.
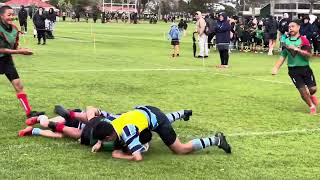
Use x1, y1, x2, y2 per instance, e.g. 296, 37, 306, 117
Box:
49, 0, 60, 6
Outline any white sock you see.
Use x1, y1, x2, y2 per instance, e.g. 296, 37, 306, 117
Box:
38, 115, 48, 123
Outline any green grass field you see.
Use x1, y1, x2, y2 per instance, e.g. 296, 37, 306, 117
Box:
1, 20, 320, 179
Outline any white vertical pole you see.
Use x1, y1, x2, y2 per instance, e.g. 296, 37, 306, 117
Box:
111, 0, 113, 12
103, 0, 105, 12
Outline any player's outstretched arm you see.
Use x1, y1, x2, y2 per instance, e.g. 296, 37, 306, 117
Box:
0, 48, 33, 55
272, 56, 286, 75
111, 150, 143, 161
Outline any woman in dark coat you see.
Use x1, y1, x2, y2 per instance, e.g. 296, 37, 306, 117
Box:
215, 12, 231, 68
33, 7, 46, 45
46, 8, 56, 39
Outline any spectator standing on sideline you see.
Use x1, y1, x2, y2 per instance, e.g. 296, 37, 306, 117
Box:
18, 5, 28, 33
93, 11, 98, 23
62, 12, 66, 21
178, 19, 184, 35
215, 12, 231, 68
312, 17, 320, 56
300, 16, 313, 43
206, 13, 216, 50
168, 23, 181, 58
265, 15, 278, 55
195, 11, 208, 58
33, 7, 46, 45
28, 6, 33, 19
45, 8, 56, 39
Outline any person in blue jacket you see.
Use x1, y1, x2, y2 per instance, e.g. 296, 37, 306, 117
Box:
215, 12, 231, 68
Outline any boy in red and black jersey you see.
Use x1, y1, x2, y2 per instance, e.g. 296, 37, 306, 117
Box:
0, 6, 44, 117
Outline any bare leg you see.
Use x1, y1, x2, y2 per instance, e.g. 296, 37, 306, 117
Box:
169, 138, 194, 154
40, 130, 64, 138
298, 87, 313, 107
309, 86, 317, 96
176, 45, 180, 55
11, 79, 24, 93
74, 112, 88, 122
62, 127, 82, 139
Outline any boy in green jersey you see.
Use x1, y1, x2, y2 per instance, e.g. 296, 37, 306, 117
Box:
0, 6, 43, 118
272, 20, 317, 115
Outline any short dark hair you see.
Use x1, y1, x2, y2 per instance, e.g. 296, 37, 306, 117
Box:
290, 19, 302, 26
0, 5, 12, 15
92, 121, 114, 140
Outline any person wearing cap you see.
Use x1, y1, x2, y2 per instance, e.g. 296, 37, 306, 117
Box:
195, 11, 208, 58
215, 12, 231, 68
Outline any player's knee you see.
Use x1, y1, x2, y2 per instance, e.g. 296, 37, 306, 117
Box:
309, 87, 317, 95
169, 143, 189, 154
13, 81, 24, 92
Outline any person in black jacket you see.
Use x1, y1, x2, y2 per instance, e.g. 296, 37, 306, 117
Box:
206, 13, 217, 49
33, 8, 46, 45
312, 17, 320, 56
300, 16, 313, 42
18, 5, 28, 33
45, 8, 56, 39
265, 15, 278, 55
93, 11, 98, 23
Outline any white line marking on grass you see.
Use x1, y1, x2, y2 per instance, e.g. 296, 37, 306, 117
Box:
3, 141, 79, 150
20, 68, 291, 85
228, 128, 320, 137
20, 68, 205, 73
214, 72, 292, 85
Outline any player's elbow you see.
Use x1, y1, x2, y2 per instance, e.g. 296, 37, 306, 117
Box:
133, 155, 143, 161
132, 153, 143, 161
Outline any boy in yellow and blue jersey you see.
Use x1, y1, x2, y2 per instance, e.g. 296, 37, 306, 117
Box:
92, 105, 231, 161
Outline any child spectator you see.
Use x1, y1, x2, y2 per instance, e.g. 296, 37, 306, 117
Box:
168, 23, 181, 58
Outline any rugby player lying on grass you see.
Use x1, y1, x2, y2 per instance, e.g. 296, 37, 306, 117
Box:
92, 105, 231, 161
19, 105, 192, 153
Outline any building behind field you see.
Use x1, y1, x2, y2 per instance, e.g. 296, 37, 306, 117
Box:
240, 0, 320, 19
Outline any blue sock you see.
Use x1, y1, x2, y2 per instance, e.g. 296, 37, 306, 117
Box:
192, 137, 219, 150
32, 128, 41, 136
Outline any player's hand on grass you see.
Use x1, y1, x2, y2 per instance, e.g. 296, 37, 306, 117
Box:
91, 140, 102, 153
18, 48, 33, 55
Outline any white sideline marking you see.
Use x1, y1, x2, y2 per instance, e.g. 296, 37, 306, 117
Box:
214, 72, 292, 85
228, 128, 320, 137
20, 68, 205, 73
20, 68, 291, 85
